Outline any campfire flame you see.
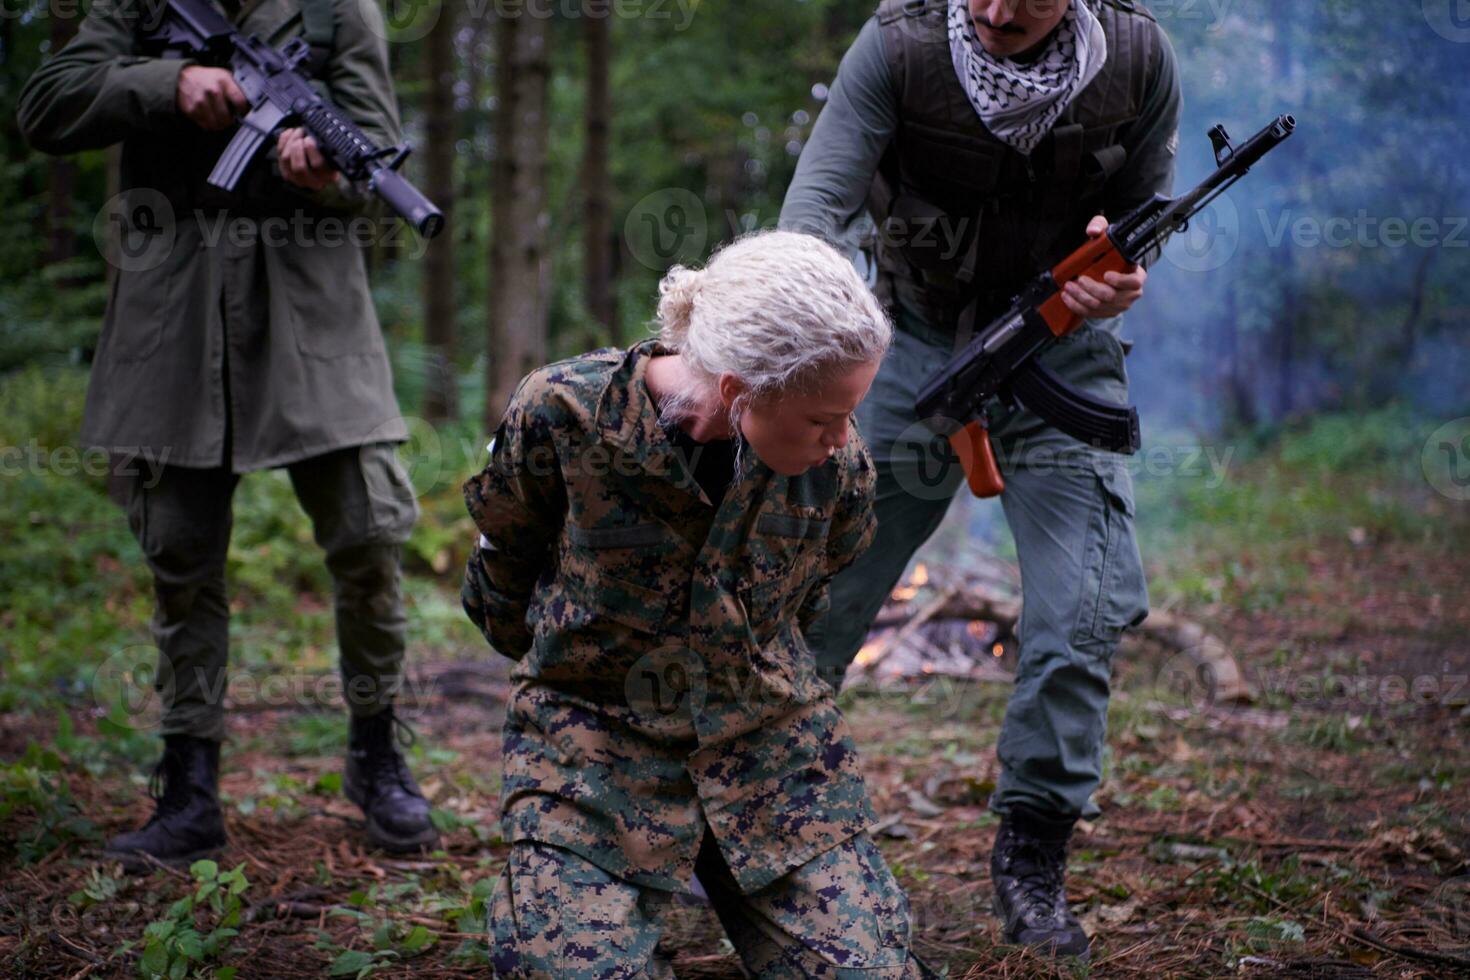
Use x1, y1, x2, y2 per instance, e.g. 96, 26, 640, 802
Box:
889, 562, 929, 602
965, 620, 1006, 657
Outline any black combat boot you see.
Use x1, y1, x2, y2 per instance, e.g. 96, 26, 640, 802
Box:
344, 707, 439, 853
104, 734, 226, 873
990, 807, 1090, 959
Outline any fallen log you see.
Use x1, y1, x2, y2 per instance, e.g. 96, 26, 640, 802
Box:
872, 578, 1251, 703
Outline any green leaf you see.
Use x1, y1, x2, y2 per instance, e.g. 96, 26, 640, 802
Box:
139, 941, 169, 978
314, 772, 344, 794
190, 859, 219, 881
175, 931, 204, 961
399, 925, 434, 954
328, 950, 376, 976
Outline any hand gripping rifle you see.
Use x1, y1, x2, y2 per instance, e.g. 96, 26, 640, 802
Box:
915, 114, 1296, 497
142, 0, 444, 237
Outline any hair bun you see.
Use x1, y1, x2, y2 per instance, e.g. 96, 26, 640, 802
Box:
656, 265, 702, 344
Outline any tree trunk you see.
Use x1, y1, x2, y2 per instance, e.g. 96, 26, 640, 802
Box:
485, 9, 551, 432
421, 0, 458, 423
582, 0, 616, 341
1219, 278, 1256, 431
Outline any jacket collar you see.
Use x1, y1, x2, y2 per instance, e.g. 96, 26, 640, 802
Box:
594, 339, 767, 490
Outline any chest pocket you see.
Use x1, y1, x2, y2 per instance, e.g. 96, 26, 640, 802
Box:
739, 512, 830, 644
559, 522, 680, 635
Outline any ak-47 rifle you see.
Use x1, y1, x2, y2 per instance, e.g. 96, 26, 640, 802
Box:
141, 0, 444, 237
915, 114, 1296, 497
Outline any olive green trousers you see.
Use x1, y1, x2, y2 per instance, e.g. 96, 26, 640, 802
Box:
116, 442, 419, 741
807, 314, 1150, 820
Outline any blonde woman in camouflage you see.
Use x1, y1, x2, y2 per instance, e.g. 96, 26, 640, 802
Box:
462, 230, 931, 977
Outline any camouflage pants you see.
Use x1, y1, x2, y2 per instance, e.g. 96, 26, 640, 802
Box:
115, 442, 419, 741
488, 830, 926, 978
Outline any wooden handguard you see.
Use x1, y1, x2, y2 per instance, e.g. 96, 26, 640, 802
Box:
1037, 231, 1135, 337
950, 420, 1005, 498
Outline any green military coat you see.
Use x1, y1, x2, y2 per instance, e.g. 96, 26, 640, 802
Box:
463, 340, 883, 893
16, 0, 407, 471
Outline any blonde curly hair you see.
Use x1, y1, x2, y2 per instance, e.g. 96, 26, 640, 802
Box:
653, 229, 892, 432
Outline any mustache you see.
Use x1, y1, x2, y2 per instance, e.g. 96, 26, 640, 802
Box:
972, 16, 1028, 35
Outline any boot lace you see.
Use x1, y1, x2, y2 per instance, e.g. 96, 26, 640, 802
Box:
1001, 835, 1069, 925
359, 712, 419, 790
146, 756, 190, 819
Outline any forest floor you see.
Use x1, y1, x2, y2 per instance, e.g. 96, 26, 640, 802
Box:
3, 391, 1470, 977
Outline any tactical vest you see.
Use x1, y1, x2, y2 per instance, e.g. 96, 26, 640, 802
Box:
869, 0, 1160, 335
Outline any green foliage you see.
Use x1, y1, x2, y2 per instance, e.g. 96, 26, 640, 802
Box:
314, 879, 438, 977
0, 742, 100, 863
131, 860, 250, 980
1136, 404, 1466, 612
0, 365, 152, 711
69, 867, 125, 911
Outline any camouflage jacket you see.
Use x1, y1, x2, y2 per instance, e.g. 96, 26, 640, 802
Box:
462, 339, 881, 893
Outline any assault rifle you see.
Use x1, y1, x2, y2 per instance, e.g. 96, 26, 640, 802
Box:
916, 114, 1296, 497
142, 0, 444, 237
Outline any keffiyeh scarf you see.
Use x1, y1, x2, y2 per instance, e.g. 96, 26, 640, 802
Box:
947, 0, 1108, 156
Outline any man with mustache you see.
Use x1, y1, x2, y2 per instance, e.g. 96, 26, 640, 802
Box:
781, 0, 1181, 960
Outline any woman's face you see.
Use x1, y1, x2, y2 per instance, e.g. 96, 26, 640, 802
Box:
720, 359, 883, 477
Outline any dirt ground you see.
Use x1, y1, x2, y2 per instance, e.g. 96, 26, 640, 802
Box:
2, 538, 1468, 978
